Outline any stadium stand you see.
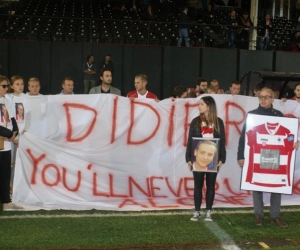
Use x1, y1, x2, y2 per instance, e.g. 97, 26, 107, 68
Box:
0, 0, 298, 50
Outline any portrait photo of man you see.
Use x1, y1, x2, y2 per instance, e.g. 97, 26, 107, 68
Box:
192, 139, 219, 172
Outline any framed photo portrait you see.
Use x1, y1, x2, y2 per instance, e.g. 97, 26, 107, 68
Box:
241, 114, 298, 194
191, 137, 220, 172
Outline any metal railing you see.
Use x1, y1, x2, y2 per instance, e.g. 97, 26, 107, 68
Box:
0, 14, 299, 51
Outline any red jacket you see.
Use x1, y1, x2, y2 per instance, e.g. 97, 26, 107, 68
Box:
127, 90, 157, 99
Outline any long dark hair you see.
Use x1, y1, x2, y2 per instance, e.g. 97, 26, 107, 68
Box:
196, 96, 220, 134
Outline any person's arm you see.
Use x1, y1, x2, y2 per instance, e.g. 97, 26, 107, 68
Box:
237, 116, 247, 166
24, 111, 31, 133
0, 125, 13, 138
218, 118, 226, 163
185, 118, 197, 164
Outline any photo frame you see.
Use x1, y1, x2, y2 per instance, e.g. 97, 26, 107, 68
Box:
191, 137, 220, 172
241, 114, 298, 194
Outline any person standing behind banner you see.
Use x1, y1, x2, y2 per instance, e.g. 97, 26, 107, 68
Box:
127, 74, 158, 101
26, 77, 42, 96
7, 75, 31, 195
237, 87, 299, 227
0, 75, 23, 211
89, 69, 121, 95
59, 77, 75, 95
186, 96, 226, 222
83, 55, 97, 94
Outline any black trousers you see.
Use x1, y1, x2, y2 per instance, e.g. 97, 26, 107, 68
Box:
0, 150, 12, 204
193, 171, 217, 211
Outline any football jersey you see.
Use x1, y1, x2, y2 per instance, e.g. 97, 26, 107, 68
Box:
246, 122, 294, 187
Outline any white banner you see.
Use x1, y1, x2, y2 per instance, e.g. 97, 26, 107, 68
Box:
13, 94, 300, 210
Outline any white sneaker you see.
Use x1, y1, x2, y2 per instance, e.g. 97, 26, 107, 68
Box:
3, 203, 24, 211
205, 210, 213, 221
190, 211, 200, 221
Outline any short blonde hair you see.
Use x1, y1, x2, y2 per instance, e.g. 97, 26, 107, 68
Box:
135, 74, 147, 83
28, 77, 40, 86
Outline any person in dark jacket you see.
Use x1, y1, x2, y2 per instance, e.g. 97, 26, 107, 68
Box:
177, 6, 191, 47
102, 54, 114, 75
186, 96, 226, 222
225, 9, 240, 48
239, 11, 253, 49
237, 87, 299, 227
257, 13, 272, 51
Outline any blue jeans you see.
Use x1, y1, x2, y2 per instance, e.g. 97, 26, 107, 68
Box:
225, 30, 235, 48
258, 36, 269, 51
177, 28, 190, 47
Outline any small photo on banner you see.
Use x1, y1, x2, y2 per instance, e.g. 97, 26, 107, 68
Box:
192, 137, 220, 172
241, 114, 299, 194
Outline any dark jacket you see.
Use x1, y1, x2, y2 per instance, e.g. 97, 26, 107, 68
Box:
237, 105, 283, 160
257, 19, 272, 37
178, 11, 191, 29
185, 116, 226, 163
0, 117, 18, 138
102, 61, 114, 75
226, 15, 240, 30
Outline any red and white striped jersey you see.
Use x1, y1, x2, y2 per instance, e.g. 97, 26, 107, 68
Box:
246, 122, 295, 187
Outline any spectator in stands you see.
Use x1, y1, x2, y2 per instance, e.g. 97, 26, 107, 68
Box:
83, 55, 97, 94
257, 13, 272, 51
0, 75, 22, 211
238, 87, 299, 228
209, 79, 224, 94
143, 5, 156, 21
225, 9, 240, 49
195, 77, 208, 96
225, 81, 241, 95
177, 6, 191, 47
204, 4, 216, 24
172, 85, 188, 98
27, 77, 42, 96
102, 54, 114, 75
287, 31, 300, 52
89, 69, 121, 95
59, 77, 74, 95
127, 74, 158, 100
239, 11, 253, 50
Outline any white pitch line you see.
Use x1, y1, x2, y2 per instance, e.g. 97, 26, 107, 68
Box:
204, 221, 241, 250
1, 207, 300, 219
